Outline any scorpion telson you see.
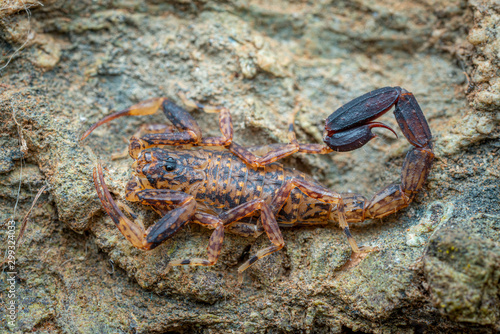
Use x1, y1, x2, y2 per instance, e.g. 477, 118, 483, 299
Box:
81, 87, 433, 280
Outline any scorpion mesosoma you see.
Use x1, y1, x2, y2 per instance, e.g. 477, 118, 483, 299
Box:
81, 87, 434, 278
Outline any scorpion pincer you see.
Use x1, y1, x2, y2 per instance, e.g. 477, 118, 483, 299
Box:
80, 87, 433, 279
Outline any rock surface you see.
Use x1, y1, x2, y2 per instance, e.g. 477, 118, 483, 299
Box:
0, 0, 498, 333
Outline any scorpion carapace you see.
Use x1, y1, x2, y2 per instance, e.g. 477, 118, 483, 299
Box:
81, 87, 434, 279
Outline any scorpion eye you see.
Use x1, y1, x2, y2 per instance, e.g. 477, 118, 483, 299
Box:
164, 157, 177, 172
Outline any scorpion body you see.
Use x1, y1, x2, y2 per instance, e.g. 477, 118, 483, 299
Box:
82, 87, 434, 278
129, 147, 333, 227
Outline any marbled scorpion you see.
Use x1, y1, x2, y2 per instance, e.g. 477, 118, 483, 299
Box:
81, 87, 434, 279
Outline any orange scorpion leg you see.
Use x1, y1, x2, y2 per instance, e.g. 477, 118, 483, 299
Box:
234, 177, 365, 282
223, 100, 303, 168
111, 124, 177, 160
165, 212, 225, 270
217, 199, 284, 282
147, 93, 303, 168
81, 97, 204, 156
81, 94, 308, 168
269, 177, 361, 252
128, 178, 229, 269
166, 199, 282, 276
96, 164, 281, 272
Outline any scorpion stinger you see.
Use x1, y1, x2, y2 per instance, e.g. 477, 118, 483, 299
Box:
323, 121, 398, 152
322, 87, 434, 230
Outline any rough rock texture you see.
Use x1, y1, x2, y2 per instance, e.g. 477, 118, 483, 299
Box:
0, 0, 499, 333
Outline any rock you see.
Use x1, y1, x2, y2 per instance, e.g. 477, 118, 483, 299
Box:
1, 0, 498, 333
424, 228, 500, 325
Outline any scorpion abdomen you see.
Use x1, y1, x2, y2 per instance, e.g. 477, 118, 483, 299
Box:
195, 149, 334, 226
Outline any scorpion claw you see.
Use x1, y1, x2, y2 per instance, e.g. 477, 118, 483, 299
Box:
322, 86, 434, 153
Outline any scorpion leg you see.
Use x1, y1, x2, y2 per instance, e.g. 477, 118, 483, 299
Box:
166, 199, 280, 275
269, 177, 361, 252
127, 180, 235, 270
94, 165, 147, 248
81, 97, 204, 150
81, 98, 167, 140
165, 212, 225, 270
215, 199, 283, 279
133, 98, 206, 151
129, 179, 279, 271
176, 92, 233, 147
224, 102, 302, 168
179, 93, 303, 168
228, 142, 299, 168
178, 93, 321, 167
81, 94, 309, 168
94, 163, 196, 250
226, 222, 264, 238
112, 124, 177, 160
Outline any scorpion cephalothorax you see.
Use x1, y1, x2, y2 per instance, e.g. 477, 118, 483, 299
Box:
81, 87, 434, 279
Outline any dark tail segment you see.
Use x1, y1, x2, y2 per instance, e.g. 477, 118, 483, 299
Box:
325, 87, 434, 223
323, 87, 402, 152
325, 86, 401, 133
323, 121, 398, 152
394, 89, 433, 149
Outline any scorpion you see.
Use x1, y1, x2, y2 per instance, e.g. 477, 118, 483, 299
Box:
80, 87, 434, 279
